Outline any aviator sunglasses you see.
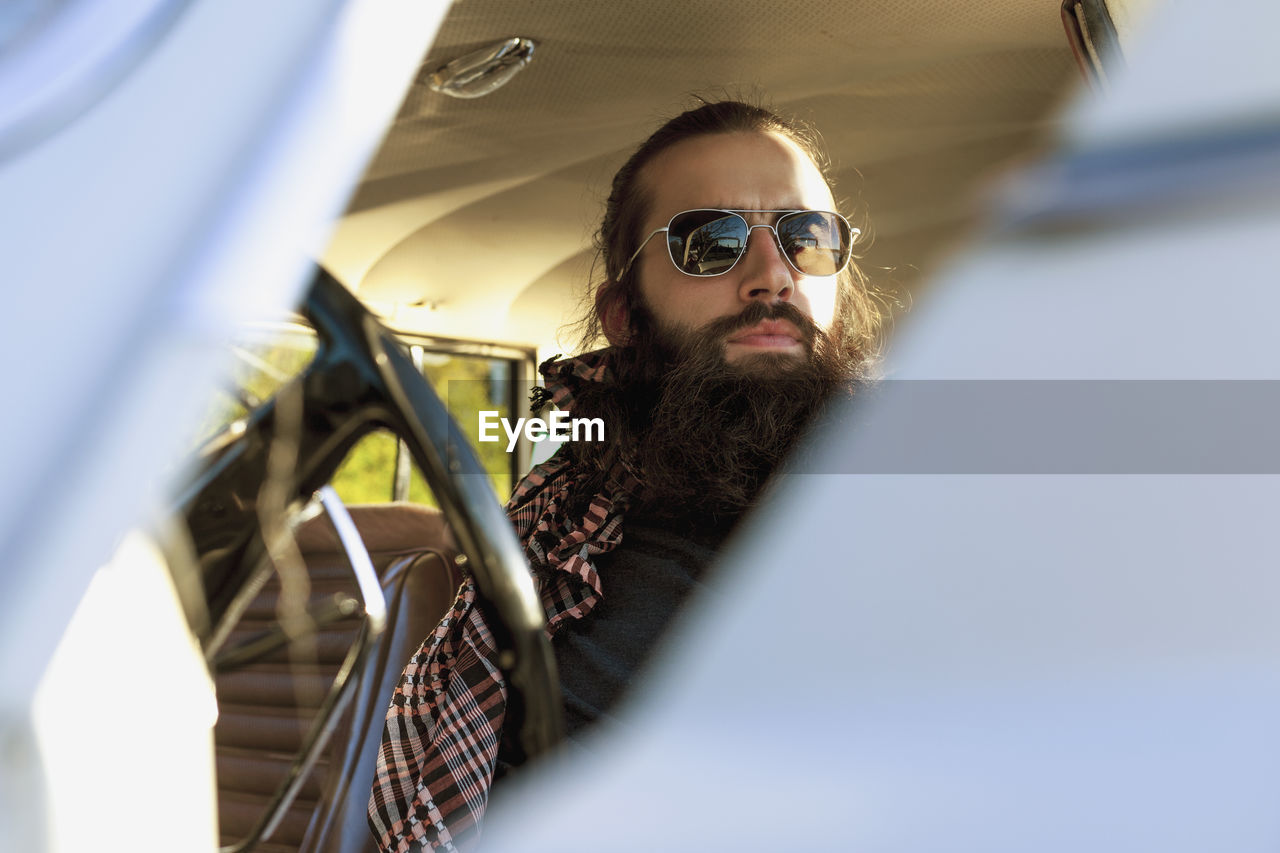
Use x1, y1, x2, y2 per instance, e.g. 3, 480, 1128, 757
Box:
621, 208, 859, 279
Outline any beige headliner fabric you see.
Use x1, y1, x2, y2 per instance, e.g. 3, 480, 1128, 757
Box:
320, 0, 1080, 355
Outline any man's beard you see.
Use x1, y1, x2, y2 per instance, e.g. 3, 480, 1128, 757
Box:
567, 300, 859, 527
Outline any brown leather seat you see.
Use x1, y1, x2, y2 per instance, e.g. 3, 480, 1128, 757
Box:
214, 502, 460, 853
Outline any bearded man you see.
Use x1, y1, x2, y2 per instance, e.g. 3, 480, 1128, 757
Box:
369, 99, 881, 852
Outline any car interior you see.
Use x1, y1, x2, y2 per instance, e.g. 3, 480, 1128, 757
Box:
175, 2, 1158, 849
6, 0, 1165, 850
175, 1, 1164, 850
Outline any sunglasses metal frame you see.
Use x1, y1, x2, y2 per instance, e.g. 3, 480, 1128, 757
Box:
619, 208, 859, 280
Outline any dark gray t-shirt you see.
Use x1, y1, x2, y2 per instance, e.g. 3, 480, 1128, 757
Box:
491, 516, 733, 785
553, 517, 728, 740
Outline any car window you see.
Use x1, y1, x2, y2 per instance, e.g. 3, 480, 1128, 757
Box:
198, 322, 531, 505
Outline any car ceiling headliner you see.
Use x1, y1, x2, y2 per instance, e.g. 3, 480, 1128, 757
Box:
320, 0, 1081, 357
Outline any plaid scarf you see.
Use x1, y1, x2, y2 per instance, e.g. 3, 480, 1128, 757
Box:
368, 349, 636, 852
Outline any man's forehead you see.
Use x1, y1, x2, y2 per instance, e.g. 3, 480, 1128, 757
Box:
639, 131, 835, 222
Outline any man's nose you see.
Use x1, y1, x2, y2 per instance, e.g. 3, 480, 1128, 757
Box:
737, 225, 795, 303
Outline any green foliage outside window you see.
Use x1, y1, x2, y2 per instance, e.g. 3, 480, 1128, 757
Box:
423, 354, 515, 500
330, 431, 435, 505
330, 352, 516, 505
200, 326, 522, 508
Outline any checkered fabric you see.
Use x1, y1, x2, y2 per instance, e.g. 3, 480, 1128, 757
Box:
368, 349, 636, 852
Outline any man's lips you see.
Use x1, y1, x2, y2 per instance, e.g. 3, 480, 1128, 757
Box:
727, 320, 804, 348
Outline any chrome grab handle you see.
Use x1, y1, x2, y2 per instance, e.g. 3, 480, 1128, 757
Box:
317, 486, 387, 633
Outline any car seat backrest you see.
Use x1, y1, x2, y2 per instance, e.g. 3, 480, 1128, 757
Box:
213, 502, 461, 853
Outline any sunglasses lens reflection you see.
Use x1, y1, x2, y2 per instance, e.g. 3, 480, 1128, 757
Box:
778, 211, 848, 276
666, 210, 850, 276
667, 211, 746, 275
